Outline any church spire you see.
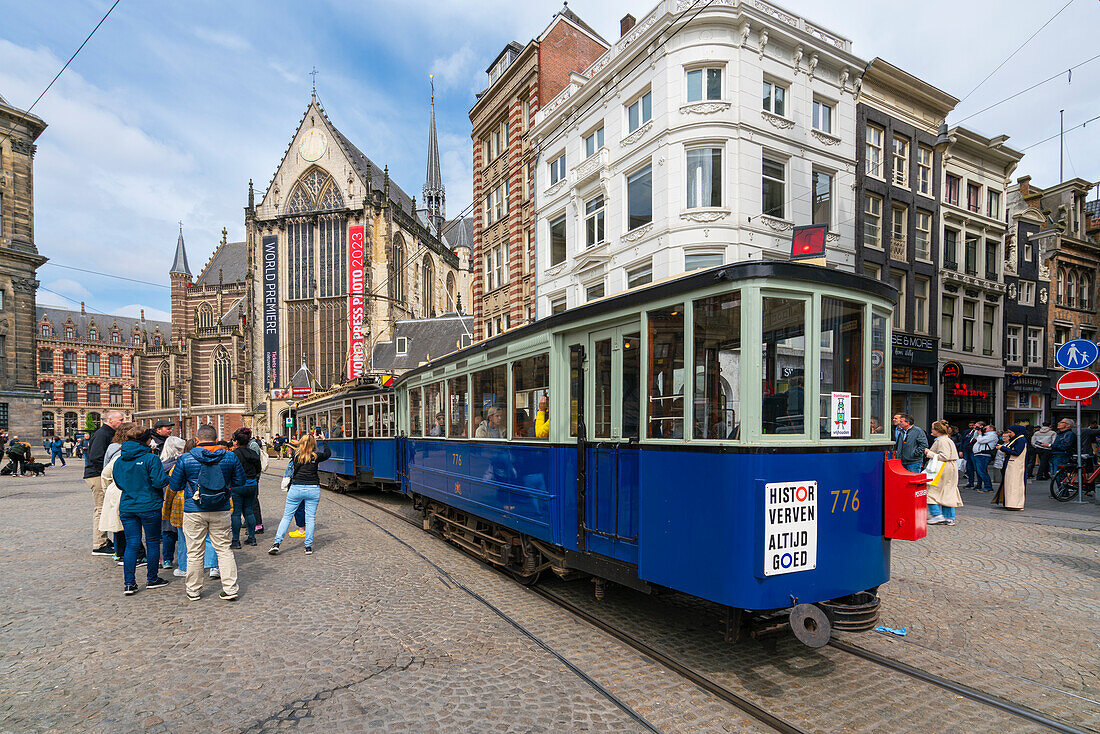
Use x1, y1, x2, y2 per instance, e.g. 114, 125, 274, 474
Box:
170, 222, 191, 276
423, 75, 445, 236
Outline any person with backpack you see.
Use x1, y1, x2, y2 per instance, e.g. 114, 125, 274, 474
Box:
241, 428, 269, 534
169, 424, 247, 601
113, 425, 171, 595
269, 431, 330, 556
230, 428, 261, 548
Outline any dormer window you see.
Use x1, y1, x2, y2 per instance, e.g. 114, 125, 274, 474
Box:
89, 328, 98, 340
41, 324, 50, 337
111, 331, 121, 343
65, 327, 74, 339
396, 337, 409, 356
132, 334, 141, 345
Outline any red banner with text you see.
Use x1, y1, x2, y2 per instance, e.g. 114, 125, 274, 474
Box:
347, 225, 366, 379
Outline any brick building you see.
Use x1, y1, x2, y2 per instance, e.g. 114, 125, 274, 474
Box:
470, 7, 608, 339
133, 228, 253, 440
0, 91, 47, 438
36, 304, 169, 438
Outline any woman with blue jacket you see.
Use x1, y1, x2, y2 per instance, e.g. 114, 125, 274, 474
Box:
113, 425, 170, 595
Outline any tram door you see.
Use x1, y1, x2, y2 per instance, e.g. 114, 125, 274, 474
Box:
576, 323, 640, 563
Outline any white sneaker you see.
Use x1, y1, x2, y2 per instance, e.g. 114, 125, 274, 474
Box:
927, 514, 947, 525
208, 568, 221, 579
173, 568, 186, 577
944, 518, 957, 526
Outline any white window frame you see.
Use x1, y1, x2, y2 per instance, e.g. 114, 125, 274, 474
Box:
685, 251, 724, 271
585, 280, 605, 302
889, 270, 906, 330
1019, 280, 1035, 306
627, 90, 652, 133
762, 79, 787, 117
585, 194, 606, 248
915, 211, 932, 261
1006, 325, 1022, 364
548, 213, 567, 267
626, 260, 653, 288
626, 163, 654, 232
811, 168, 833, 230
916, 146, 933, 196
1026, 327, 1043, 366
812, 98, 833, 134
396, 337, 409, 356
686, 66, 723, 102
863, 193, 882, 249
761, 155, 786, 219
584, 126, 605, 158
685, 145, 723, 210
865, 125, 884, 179
892, 135, 910, 188
549, 153, 566, 186
914, 276, 929, 334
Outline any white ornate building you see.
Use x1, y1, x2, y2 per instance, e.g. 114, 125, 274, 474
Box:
531, 0, 863, 315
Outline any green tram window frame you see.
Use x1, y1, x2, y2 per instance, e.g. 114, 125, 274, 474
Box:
633, 278, 891, 446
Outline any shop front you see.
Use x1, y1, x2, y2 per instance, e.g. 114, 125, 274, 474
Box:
1005, 372, 1047, 428
890, 332, 936, 430
942, 361, 999, 430
1051, 385, 1099, 427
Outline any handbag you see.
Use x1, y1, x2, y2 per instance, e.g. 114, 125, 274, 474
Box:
924, 457, 945, 487
992, 451, 1006, 469
956, 457, 967, 474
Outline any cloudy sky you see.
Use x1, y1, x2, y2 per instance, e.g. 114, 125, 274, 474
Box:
2, 0, 1097, 320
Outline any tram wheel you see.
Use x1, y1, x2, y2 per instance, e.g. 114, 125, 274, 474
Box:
789, 604, 831, 648
507, 568, 541, 586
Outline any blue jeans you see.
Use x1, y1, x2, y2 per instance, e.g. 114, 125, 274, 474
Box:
231, 481, 258, 542
928, 503, 956, 519
119, 510, 161, 586
276, 485, 320, 547
963, 451, 976, 486
177, 530, 218, 572
295, 500, 306, 528
972, 454, 992, 489
162, 528, 177, 565
903, 461, 922, 473
50, 450, 65, 466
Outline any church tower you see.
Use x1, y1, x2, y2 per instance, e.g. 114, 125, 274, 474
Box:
169, 225, 191, 345
423, 78, 445, 236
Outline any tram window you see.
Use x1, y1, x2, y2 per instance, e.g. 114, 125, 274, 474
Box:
593, 339, 613, 439
761, 297, 806, 435
304, 413, 316, 435
820, 298, 864, 439
622, 333, 641, 439
318, 411, 331, 436
357, 403, 367, 438
870, 313, 888, 436
693, 292, 741, 440
425, 382, 445, 437
570, 346, 582, 438
513, 354, 549, 439
409, 388, 423, 436
383, 393, 395, 437
331, 405, 349, 438
647, 305, 685, 439
472, 364, 507, 439
448, 376, 469, 437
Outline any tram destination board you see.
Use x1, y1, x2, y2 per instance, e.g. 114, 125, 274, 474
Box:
763, 481, 818, 576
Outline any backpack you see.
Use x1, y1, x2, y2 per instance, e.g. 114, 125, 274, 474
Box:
191, 455, 230, 510
250, 438, 270, 472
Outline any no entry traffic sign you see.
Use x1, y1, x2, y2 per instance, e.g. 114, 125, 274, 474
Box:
1055, 370, 1100, 402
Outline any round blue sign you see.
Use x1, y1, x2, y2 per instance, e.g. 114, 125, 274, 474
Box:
1056, 339, 1099, 370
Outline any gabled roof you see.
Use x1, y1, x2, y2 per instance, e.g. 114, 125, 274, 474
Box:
37, 306, 170, 344
195, 241, 247, 286
372, 314, 474, 372
328, 122, 416, 214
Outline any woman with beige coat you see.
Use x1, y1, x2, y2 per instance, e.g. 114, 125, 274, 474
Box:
924, 420, 963, 526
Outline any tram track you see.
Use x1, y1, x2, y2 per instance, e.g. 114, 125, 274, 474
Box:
337, 491, 1092, 734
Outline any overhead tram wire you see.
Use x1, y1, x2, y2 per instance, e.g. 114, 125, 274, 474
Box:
1020, 113, 1100, 150
957, 0, 1076, 104
41, 262, 171, 290
0, 0, 122, 146
954, 51, 1100, 124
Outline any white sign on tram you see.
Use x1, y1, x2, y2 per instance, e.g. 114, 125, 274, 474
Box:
829, 391, 852, 437
763, 481, 818, 576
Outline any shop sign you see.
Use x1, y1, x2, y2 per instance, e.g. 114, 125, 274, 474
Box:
1007, 374, 1045, 393
941, 361, 963, 380
947, 382, 988, 399
892, 333, 937, 366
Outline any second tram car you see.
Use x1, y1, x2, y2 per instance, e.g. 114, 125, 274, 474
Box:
296, 262, 918, 645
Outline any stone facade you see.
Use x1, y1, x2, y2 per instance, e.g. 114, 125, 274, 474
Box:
855, 58, 958, 430
36, 304, 169, 438
0, 91, 47, 439
246, 97, 470, 437
133, 228, 252, 440
532, 0, 864, 316
936, 127, 1022, 426
471, 12, 608, 340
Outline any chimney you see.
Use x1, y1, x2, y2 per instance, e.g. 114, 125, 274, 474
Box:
140, 309, 145, 322
620, 14, 636, 37
1017, 175, 1031, 197
80, 301, 86, 315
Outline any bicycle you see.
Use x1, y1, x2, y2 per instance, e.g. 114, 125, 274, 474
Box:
1050, 459, 1098, 502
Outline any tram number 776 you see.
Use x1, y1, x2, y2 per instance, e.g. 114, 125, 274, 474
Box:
830, 490, 860, 513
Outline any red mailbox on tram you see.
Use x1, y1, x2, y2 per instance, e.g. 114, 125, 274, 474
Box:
883, 452, 929, 541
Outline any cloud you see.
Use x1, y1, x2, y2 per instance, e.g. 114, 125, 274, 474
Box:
192, 27, 251, 53
42, 278, 93, 302
430, 45, 480, 94
116, 304, 172, 322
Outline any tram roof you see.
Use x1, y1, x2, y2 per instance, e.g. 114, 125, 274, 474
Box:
396, 260, 896, 386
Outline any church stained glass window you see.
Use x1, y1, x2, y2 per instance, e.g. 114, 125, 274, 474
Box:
212, 348, 232, 405
286, 185, 312, 215
319, 215, 347, 298
288, 221, 314, 300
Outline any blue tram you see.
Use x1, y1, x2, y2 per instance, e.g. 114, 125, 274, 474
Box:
298, 262, 908, 645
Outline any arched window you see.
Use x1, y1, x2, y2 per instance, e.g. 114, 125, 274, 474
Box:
41, 323, 50, 337
1081, 273, 1093, 310
388, 234, 406, 303
132, 333, 142, 345
197, 303, 214, 329
110, 330, 121, 343
157, 361, 171, 409
89, 328, 98, 340
42, 411, 55, 438
86, 411, 101, 429
152, 334, 161, 346
39, 381, 53, 399
1057, 267, 1067, 305
1067, 270, 1078, 308
446, 272, 457, 313
212, 348, 232, 405
422, 255, 435, 318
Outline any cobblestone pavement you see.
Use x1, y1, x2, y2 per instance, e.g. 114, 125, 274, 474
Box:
0, 464, 765, 734
2, 462, 1097, 733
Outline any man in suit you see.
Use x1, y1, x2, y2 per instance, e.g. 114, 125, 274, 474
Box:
894, 414, 929, 473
